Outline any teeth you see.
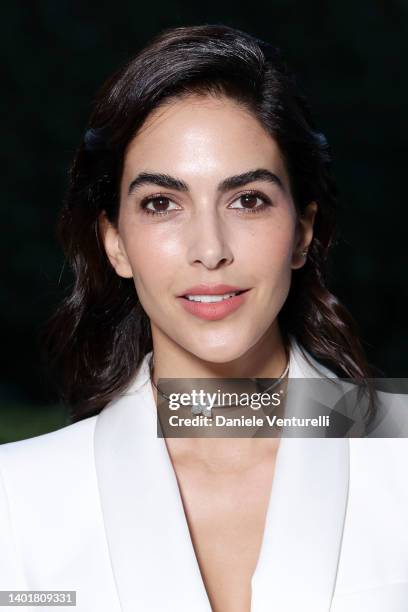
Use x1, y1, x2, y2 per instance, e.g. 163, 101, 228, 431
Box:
185, 292, 238, 303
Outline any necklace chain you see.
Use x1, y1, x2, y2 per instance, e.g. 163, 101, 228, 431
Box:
149, 353, 290, 418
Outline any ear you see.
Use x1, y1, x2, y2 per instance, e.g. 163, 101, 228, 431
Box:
291, 201, 318, 270
98, 211, 133, 278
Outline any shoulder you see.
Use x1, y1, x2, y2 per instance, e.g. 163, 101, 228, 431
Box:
0, 415, 97, 472
346, 437, 408, 531
334, 437, 408, 598
0, 416, 98, 506
291, 336, 408, 437
0, 415, 99, 518
0, 416, 98, 588
349, 436, 408, 470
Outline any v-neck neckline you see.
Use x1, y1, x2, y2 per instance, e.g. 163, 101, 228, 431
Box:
94, 338, 350, 611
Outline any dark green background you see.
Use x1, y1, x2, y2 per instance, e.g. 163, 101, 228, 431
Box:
2, 1, 407, 442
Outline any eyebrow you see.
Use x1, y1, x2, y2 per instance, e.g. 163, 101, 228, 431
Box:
127, 168, 285, 196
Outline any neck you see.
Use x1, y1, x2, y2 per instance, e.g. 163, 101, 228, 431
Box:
165, 436, 282, 475
148, 324, 288, 472
150, 323, 289, 383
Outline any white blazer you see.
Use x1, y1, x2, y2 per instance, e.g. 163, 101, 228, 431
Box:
1, 339, 408, 611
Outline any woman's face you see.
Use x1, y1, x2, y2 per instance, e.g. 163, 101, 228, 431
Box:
100, 94, 316, 363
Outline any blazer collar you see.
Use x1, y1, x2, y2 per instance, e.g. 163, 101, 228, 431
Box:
94, 337, 349, 612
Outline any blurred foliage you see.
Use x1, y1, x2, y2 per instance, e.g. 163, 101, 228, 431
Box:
1, 0, 407, 442
0, 403, 70, 444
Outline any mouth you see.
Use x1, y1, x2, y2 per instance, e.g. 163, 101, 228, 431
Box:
177, 288, 251, 321
181, 289, 249, 303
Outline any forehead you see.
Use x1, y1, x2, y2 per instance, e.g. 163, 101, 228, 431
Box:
122, 94, 288, 180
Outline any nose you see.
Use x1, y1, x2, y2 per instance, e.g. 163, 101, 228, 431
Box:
186, 208, 234, 270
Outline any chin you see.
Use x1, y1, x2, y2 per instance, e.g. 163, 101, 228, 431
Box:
185, 336, 255, 365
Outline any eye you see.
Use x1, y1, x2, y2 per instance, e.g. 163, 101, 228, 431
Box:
140, 195, 180, 216
228, 191, 272, 213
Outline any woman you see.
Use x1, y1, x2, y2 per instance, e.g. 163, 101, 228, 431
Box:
1, 24, 407, 612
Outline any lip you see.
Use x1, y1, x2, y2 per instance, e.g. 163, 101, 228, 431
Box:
178, 284, 248, 296
177, 286, 251, 321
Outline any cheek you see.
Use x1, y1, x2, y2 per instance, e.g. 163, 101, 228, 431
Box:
123, 228, 182, 296
242, 218, 296, 274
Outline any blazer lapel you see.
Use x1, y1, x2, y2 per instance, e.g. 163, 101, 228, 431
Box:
251, 340, 350, 612
94, 339, 350, 612
94, 354, 212, 612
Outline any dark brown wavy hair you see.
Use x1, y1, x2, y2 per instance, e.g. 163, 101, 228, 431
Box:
41, 24, 379, 423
